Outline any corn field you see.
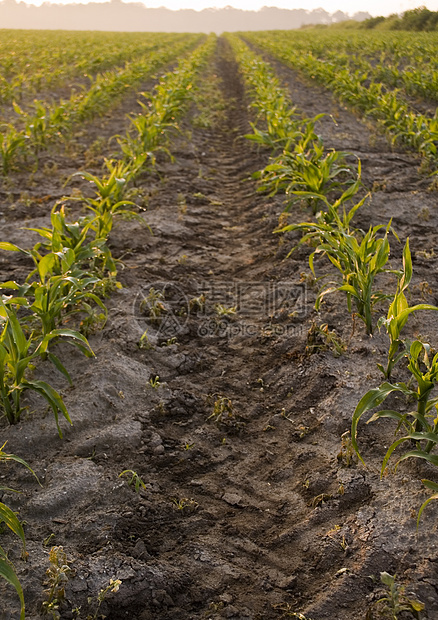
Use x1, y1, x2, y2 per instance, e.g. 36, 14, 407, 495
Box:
0, 28, 438, 620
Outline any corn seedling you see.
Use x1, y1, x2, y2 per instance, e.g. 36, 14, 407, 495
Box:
280, 193, 390, 335
377, 239, 438, 380
119, 470, 146, 493
73, 159, 147, 241
0, 299, 81, 435
352, 339, 438, 523
257, 137, 356, 215
0, 125, 27, 175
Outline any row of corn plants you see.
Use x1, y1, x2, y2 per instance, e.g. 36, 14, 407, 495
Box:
0, 34, 202, 175
227, 34, 384, 337
229, 35, 438, 524
226, 34, 361, 214
312, 45, 438, 104
0, 31, 183, 105
270, 30, 438, 74
241, 31, 438, 167
0, 34, 216, 617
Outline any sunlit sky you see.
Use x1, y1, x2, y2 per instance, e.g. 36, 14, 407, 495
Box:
19, 0, 438, 15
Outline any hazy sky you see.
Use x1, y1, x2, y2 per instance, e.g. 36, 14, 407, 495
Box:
19, 0, 438, 15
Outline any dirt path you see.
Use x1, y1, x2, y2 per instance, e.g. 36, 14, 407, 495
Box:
1, 37, 438, 620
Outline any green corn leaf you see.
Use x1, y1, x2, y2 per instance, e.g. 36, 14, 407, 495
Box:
0, 502, 25, 547
338, 284, 360, 299
6, 308, 29, 356
21, 379, 71, 437
37, 253, 56, 282
0, 242, 22, 252
0, 558, 25, 620
47, 352, 72, 385
367, 409, 406, 423
418, 496, 438, 527
400, 238, 412, 292
396, 450, 438, 469
49, 329, 94, 355
422, 479, 438, 492
352, 383, 407, 464
0, 442, 39, 483
0, 282, 20, 290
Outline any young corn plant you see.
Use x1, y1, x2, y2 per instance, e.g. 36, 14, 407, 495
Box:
245, 92, 303, 152
0, 299, 87, 436
0, 125, 27, 175
28, 205, 105, 267
257, 140, 355, 214
377, 239, 438, 380
279, 192, 390, 335
352, 339, 438, 524
73, 159, 146, 243
0, 241, 107, 338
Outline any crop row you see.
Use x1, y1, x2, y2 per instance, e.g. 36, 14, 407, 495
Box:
242, 31, 438, 166
0, 33, 216, 617
0, 31, 189, 106
230, 35, 438, 540
0, 34, 203, 175
269, 29, 438, 71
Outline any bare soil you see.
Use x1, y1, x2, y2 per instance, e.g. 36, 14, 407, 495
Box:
1, 36, 438, 620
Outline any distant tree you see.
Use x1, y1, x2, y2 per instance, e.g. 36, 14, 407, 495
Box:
360, 15, 386, 29
352, 11, 372, 21
399, 6, 438, 30
331, 10, 349, 23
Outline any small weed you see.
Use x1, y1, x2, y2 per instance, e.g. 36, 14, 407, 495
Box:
189, 293, 206, 312
171, 497, 198, 512
148, 375, 161, 390
140, 287, 166, 322
138, 329, 154, 350
207, 395, 245, 431
41, 546, 72, 618
337, 431, 357, 467
272, 603, 314, 619
215, 304, 237, 317
177, 192, 187, 216
366, 572, 425, 619
311, 493, 332, 508
306, 321, 346, 356
43, 533, 56, 547
87, 578, 122, 620
419, 207, 430, 221
118, 470, 146, 493
163, 336, 177, 346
